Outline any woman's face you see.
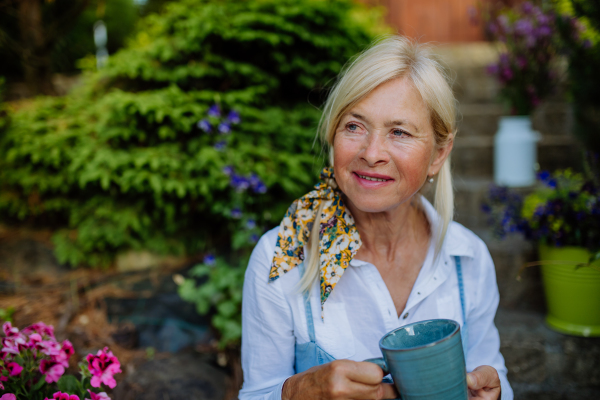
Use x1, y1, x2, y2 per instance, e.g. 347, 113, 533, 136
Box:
333, 77, 452, 214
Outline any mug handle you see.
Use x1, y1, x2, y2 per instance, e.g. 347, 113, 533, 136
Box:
364, 357, 389, 376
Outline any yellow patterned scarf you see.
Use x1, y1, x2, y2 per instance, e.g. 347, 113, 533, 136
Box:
269, 167, 362, 310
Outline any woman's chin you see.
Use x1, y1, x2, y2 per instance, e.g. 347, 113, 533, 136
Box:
344, 197, 405, 215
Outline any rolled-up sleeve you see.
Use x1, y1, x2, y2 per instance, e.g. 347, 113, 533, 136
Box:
465, 241, 513, 400
239, 231, 296, 400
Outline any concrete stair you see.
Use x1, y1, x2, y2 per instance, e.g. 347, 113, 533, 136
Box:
435, 43, 599, 398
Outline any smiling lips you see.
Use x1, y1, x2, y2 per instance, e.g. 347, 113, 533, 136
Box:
353, 171, 394, 187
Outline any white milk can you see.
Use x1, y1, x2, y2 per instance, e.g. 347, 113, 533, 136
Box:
494, 116, 541, 187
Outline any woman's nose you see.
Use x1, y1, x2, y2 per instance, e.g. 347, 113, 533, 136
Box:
361, 131, 389, 166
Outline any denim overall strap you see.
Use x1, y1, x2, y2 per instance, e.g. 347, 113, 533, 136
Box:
302, 282, 317, 343
294, 263, 336, 373
454, 255, 469, 357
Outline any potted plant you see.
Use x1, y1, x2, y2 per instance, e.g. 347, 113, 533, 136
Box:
483, 169, 600, 337
484, 2, 560, 187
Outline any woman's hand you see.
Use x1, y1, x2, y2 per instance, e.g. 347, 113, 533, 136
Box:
467, 365, 501, 400
282, 360, 398, 400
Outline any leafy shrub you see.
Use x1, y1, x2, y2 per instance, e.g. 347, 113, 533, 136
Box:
0, 0, 382, 270
555, 0, 600, 155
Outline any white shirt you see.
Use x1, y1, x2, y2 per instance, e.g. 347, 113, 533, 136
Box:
240, 198, 513, 400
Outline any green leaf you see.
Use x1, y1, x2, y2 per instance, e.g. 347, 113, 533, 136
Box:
57, 374, 80, 394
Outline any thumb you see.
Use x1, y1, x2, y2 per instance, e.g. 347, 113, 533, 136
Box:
467, 366, 499, 390
466, 373, 478, 389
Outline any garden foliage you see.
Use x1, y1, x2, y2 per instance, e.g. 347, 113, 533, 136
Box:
555, 0, 600, 155
484, 2, 560, 115
483, 170, 600, 253
0, 0, 381, 266
0, 0, 383, 346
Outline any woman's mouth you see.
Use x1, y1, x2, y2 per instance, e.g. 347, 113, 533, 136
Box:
353, 172, 394, 187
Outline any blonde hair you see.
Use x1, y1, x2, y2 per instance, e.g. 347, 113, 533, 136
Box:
299, 36, 457, 293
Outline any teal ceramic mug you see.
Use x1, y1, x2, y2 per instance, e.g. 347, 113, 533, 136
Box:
365, 319, 468, 400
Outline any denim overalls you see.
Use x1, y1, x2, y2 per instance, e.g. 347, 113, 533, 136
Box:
294, 256, 469, 373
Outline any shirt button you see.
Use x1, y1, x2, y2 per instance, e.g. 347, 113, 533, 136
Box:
403, 313, 409, 319
417, 292, 421, 295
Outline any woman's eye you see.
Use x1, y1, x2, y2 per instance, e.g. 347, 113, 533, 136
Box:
347, 123, 360, 131
393, 129, 410, 137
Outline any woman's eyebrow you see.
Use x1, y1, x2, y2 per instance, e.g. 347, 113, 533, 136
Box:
347, 112, 419, 133
384, 119, 419, 132
349, 112, 369, 123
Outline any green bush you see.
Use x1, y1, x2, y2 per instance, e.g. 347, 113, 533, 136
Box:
0, 0, 383, 347
0, 0, 382, 266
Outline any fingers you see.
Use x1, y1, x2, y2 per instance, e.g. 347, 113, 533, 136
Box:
345, 361, 385, 384
321, 360, 397, 399
466, 365, 500, 391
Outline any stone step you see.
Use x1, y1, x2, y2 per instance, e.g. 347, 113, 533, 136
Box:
496, 308, 600, 399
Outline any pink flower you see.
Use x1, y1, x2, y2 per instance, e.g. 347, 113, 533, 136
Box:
2, 322, 19, 337
46, 392, 80, 400
86, 390, 111, 400
86, 347, 121, 389
22, 322, 55, 339
59, 340, 74, 361
6, 362, 23, 376
39, 340, 62, 357
40, 359, 66, 383
28, 333, 42, 348
2, 336, 27, 355
1, 394, 16, 400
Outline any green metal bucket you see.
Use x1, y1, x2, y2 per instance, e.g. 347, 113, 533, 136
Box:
539, 245, 600, 337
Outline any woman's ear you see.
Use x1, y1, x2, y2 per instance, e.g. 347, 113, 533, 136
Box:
429, 135, 454, 176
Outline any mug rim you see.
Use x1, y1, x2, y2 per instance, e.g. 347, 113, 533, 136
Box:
379, 319, 460, 352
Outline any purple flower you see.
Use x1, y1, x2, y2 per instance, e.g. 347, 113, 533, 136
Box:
583, 39, 592, 49
522, 2, 533, 13
535, 25, 552, 38
499, 53, 510, 66
537, 14, 552, 26
214, 141, 226, 151
515, 19, 534, 36
500, 67, 514, 82
248, 173, 262, 188
250, 234, 259, 243
218, 122, 231, 134
248, 173, 267, 194
246, 219, 256, 229
222, 165, 234, 176
227, 110, 241, 124
203, 253, 216, 266
253, 181, 267, 194
486, 63, 499, 75
208, 104, 221, 118
197, 119, 212, 133
487, 22, 499, 35
230, 174, 250, 191
231, 207, 242, 219
516, 56, 527, 70
537, 170, 551, 182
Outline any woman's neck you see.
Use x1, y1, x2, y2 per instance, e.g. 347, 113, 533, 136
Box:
346, 196, 431, 264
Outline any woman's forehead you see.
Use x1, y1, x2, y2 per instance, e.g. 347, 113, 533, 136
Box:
341, 78, 430, 132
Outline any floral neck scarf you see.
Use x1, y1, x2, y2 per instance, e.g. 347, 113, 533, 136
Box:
269, 167, 362, 313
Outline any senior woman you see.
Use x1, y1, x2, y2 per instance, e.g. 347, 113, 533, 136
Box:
239, 36, 513, 400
